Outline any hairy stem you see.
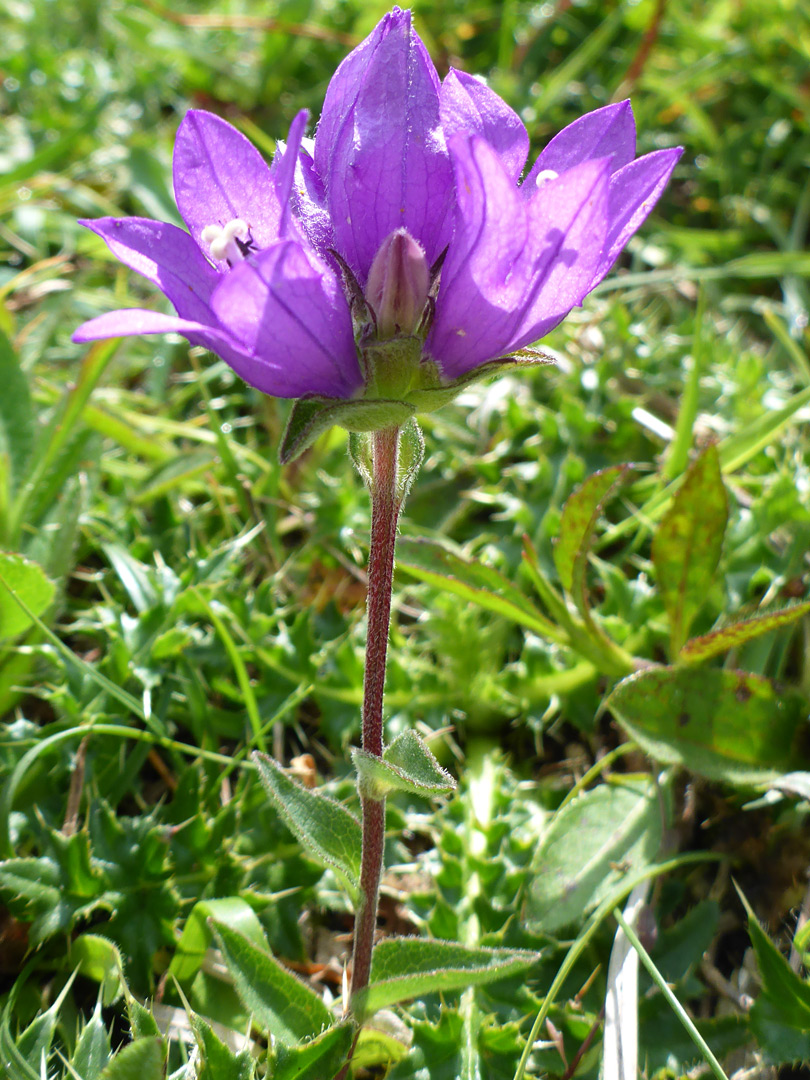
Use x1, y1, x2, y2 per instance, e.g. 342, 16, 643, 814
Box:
349, 424, 402, 1013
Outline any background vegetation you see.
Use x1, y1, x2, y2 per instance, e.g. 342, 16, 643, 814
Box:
1, 0, 809, 1076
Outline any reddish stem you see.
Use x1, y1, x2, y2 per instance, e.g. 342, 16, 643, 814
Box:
348, 425, 401, 1012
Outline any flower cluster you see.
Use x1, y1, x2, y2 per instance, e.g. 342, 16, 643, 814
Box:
74, 8, 681, 428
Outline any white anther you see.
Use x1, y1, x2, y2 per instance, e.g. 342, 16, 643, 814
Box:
534, 169, 559, 187
201, 218, 251, 263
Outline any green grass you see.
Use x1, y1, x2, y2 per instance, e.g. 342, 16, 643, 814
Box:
1, 0, 809, 1076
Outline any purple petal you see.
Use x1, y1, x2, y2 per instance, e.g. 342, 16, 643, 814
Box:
173, 110, 282, 254
80, 218, 220, 324
440, 68, 529, 182
591, 146, 683, 285
524, 100, 636, 189
427, 137, 531, 375
315, 8, 454, 280
210, 240, 362, 398
271, 110, 308, 239
429, 138, 610, 377
289, 141, 333, 256
505, 157, 611, 351
72, 307, 332, 400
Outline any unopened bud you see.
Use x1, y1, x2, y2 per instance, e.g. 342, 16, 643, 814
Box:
365, 229, 430, 339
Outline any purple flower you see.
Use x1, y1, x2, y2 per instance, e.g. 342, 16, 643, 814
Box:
74, 8, 681, 413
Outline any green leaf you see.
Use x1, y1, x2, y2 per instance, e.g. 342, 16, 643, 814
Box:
396, 537, 566, 643
15, 974, 77, 1073
280, 396, 415, 464
99, 1037, 166, 1080
0, 328, 34, 495
189, 1013, 254, 1080
169, 896, 268, 983
210, 918, 333, 1045
0, 830, 106, 944
352, 730, 456, 799
71, 1000, 113, 1080
271, 1021, 355, 1080
525, 776, 665, 933
69, 934, 125, 1005
253, 752, 362, 896
554, 464, 632, 596
0, 552, 55, 640
680, 599, 810, 663
607, 666, 805, 784
550, 465, 637, 674
652, 445, 728, 655
738, 887, 810, 1063
354, 938, 538, 1019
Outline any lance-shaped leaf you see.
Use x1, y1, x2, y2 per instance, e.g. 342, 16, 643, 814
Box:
353, 938, 538, 1020
607, 666, 805, 784
189, 1013, 255, 1080
553, 463, 633, 600
651, 444, 728, 656
272, 1021, 356, 1080
680, 599, 810, 663
352, 730, 456, 800
525, 775, 665, 933
396, 537, 566, 643
552, 465, 637, 673
100, 1038, 165, 1080
210, 919, 333, 1045
279, 396, 415, 464
253, 752, 362, 897
0, 552, 56, 640
71, 1000, 113, 1080
737, 886, 810, 1062
169, 896, 268, 983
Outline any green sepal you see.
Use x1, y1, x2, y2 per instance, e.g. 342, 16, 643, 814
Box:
279, 396, 415, 464
405, 349, 554, 412
352, 730, 456, 801
363, 335, 423, 399
253, 752, 362, 898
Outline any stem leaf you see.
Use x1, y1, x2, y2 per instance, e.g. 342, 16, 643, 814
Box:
352, 730, 456, 800
354, 939, 538, 1020
209, 919, 333, 1045
253, 752, 362, 895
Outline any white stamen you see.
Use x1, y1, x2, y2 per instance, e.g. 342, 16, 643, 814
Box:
534, 169, 559, 188
202, 218, 251, 263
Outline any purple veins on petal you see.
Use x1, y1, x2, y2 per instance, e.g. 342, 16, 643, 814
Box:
317, 7, 454, 280
173, 110, 281, 256
78, 217, 220, 324
440, 68, 529, 183
524, 100, 637, 190
210, 240, 362, 399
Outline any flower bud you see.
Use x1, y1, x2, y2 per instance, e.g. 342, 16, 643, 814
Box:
365, 228, 430, 339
